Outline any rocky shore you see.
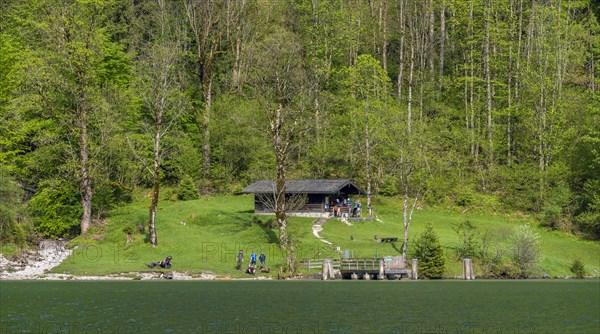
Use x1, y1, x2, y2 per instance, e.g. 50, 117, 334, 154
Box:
0, 240, 270, 281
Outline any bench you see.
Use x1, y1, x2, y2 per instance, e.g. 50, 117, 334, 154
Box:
378, 237, 398, 243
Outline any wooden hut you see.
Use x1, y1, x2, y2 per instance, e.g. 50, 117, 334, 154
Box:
241, 179, 364, 216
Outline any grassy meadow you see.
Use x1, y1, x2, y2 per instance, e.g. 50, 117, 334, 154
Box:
51, 193, 600, 278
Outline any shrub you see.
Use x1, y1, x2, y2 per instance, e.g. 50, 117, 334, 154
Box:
0, 171, 32, 245
569, 259, 586, 278
452, 220, 480, 260
177, 175, 199, 201
28, 180, 81, 238
509, 224, 541, 278
412, 223, 445, 279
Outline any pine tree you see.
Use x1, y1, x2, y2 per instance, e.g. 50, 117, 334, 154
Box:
178, 175, 199, 201
412, 223, 446, 279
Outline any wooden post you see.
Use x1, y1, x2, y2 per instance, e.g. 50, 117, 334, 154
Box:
329, 260, 335, 279
322, 259, 330, 280
411, 259, 418, 280
378, 259, 385, 280
463, 258, 475, 280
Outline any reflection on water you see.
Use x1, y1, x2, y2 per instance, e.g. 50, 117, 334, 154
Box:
1, 280, 599, 333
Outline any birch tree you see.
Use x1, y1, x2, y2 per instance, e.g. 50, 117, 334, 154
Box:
247, 28, 311, 273
135, 0, 188, 247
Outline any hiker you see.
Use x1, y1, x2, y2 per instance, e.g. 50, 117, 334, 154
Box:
236, 250, 244, 270
247, 262, 256, 275
250, 250, 257, 266
259, 252, 266, 267
259, 251, 269, 272
147, 256, 172, 269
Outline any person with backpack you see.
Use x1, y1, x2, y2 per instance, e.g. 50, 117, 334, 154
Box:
259, 252, 266, 269
236, 250, 244, 270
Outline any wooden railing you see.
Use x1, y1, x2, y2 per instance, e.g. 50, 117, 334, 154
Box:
298, 258, 386, 272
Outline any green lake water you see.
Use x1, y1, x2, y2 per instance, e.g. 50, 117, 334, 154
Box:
0, 280, 598, 334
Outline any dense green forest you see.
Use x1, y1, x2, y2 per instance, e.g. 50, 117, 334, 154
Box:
1, 0, 599, 246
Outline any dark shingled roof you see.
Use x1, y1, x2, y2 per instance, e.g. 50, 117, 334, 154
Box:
241, 179, 364, 194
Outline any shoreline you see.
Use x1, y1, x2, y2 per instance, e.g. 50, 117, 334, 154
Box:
2, 241, 597, 281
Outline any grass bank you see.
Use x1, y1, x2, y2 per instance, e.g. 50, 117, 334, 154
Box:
51, 194, 599, 277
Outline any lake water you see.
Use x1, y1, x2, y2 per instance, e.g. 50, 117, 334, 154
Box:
0, 280, 598, 333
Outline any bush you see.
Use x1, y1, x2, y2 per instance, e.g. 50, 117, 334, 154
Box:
509, 224, 541, 278
574, 179, 600, 239
569, 259, 586, 278
452, 220, 480, 260
412, 223, 445, 279
28, 180, 81, 238
0, 171, 32, 245
177, 175, 199, 201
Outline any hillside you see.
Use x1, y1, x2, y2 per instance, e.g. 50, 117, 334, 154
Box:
1, 0, 599, 251
51, 194, 599, 278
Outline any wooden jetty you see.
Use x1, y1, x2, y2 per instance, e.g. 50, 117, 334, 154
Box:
299, 256, 416, 280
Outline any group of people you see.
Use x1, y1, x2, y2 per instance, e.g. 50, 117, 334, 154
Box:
236, 250, 267, 275
146, 255, 172, 269
330, 197, 361, 218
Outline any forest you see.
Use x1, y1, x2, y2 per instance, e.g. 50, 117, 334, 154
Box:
1, 0, 599, 248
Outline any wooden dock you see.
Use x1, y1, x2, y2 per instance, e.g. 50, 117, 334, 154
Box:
299, 257, 414, 280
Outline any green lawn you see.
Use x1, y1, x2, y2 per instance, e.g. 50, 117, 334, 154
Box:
51, 194, 600, 277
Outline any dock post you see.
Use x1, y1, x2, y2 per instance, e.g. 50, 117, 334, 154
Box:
378, 259, 385, 280
462, 258, 475, 280
411, 259, 418, 280
322, 259, 331, 280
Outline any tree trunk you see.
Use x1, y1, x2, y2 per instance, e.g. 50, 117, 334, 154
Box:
203, 71, 212, 177
402, 182, 409, 259
469, 0, 476, 161
507, 0, 516, 166
408, 38, 414, 139
78, 104, 92, 235
365, 104, 372, 216
381, 0, 388, 72
428, 0, 435, 75
484, 0, 493, 166
397, 0, 405, 98
438, 0, 445, 93
272, 103, 293, 272
148, 112, 162, 248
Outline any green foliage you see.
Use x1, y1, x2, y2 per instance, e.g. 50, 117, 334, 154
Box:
412, 223, 446, 279
509, 224, 542, 278
569, 259, 587, 279
177, 175, 199, 201
28, 180, 81, 238
451, 220, 480, 260
495, 164, 542, 212
575, 179, 600, 238
0, 169, 31, 245
0, 0, 598, 246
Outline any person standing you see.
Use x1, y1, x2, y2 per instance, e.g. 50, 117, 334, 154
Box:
250, 250, 257, 266
236, 250, 244, 270
259, 252, 266, 270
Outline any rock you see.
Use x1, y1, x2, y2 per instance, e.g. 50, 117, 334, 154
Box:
0, 240, 72, 280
